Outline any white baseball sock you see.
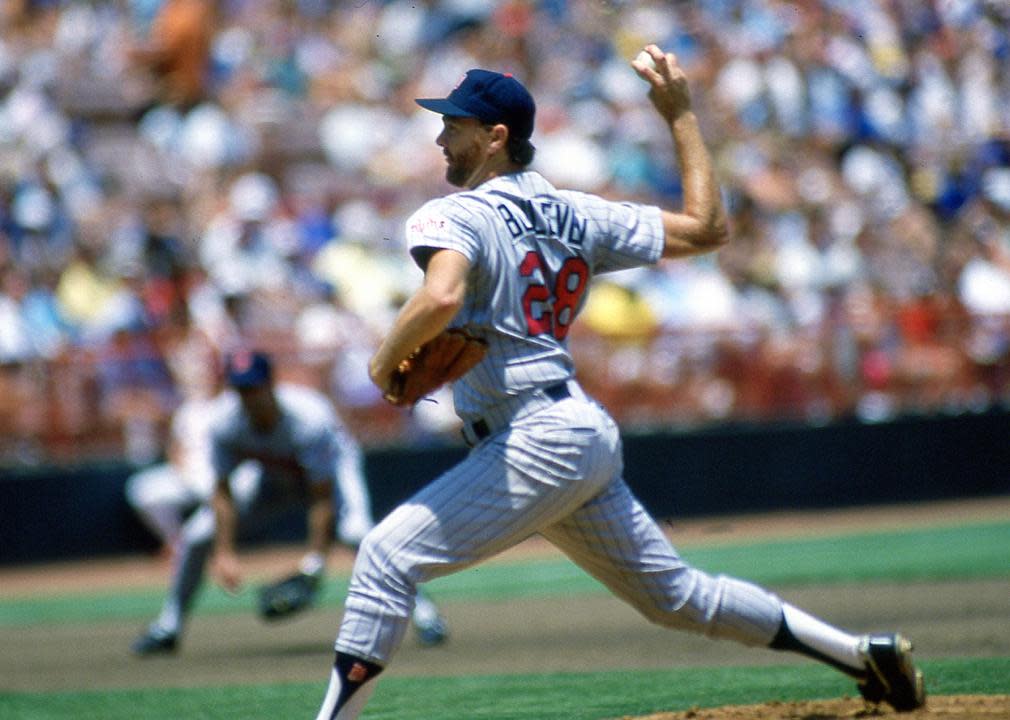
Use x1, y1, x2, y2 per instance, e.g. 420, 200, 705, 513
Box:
781, 603, 863, 671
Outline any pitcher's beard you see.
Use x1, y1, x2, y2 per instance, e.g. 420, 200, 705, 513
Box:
445, 162, 468, 187
444, 147, 486, 188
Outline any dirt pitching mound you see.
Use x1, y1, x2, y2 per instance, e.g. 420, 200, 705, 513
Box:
626, 694, 1010, 720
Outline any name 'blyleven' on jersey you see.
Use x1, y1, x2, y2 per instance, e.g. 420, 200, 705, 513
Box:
495, 198, 587, 246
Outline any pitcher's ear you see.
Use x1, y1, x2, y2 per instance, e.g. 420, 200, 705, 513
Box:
486, 123, 509, 154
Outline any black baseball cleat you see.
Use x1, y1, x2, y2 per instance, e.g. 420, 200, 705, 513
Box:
131, 628, 178, 656
857, 633, 926, 712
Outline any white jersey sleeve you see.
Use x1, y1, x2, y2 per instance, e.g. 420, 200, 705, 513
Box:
405, 199, 483, 267
170, 397, 218, 497
403, 171, 664, 423
208, 393, 244, 482
556, 191, 665, 274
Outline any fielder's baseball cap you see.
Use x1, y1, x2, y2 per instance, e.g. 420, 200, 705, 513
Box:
225, 350, 273, 389
416, 69, 536, 141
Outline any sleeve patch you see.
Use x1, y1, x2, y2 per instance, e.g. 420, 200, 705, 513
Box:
407, 212, 449, 242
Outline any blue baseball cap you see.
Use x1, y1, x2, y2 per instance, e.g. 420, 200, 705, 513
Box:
225, 350, 273, 389
416, 69, 536, 141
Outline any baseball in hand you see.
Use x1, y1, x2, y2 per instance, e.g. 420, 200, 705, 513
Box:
635, 50, 657, 72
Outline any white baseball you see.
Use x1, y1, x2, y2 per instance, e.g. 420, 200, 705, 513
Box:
635, 50, 657, 72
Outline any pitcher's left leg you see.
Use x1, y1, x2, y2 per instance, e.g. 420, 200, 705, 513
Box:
541, 478, 781, 644
541, 478, 925, 711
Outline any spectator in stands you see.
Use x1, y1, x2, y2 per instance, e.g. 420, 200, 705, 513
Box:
2, 0, 1010, 463
0, 266, 35, 364
126, 0, 217, 111
199, 172, 287, 290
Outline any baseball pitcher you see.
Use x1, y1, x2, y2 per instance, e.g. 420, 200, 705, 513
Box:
313, 47, 925, 718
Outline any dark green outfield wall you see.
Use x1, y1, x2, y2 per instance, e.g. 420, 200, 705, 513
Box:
3, 410, 1009, 564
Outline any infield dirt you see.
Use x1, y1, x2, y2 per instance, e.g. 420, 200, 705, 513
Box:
2, 496, 1008, 720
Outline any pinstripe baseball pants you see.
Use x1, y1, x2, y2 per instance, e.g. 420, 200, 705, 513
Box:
334, 394, 783, 664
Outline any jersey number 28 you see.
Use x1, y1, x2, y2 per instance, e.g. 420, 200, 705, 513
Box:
520, 251, 589, 340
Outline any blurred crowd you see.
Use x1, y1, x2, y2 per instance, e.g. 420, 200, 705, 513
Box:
2, 0, 1010, 466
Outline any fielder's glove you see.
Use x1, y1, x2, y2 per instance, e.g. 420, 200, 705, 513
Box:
384, 328, 487, 407
257, 571, 320, 621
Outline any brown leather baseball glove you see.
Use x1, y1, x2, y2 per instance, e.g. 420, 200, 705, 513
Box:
384, 328, 487, 407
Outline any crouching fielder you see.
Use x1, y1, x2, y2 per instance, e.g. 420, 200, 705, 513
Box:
130, 351, 446, 655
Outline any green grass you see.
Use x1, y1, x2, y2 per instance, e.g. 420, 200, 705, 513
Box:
2, 520, 1008, 627
1, 657, 1007, 720
427, 520, 1010, 600
2, 519, 1007, 719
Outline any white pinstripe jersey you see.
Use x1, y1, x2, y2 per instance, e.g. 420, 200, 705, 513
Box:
404, 171, 664, 424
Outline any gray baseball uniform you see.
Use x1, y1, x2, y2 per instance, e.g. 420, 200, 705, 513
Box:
143, 383, 372, 640
332, 171, 783, 665
125, 396, 265, 549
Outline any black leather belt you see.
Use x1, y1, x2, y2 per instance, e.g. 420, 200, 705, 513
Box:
469, 382, 571, 442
